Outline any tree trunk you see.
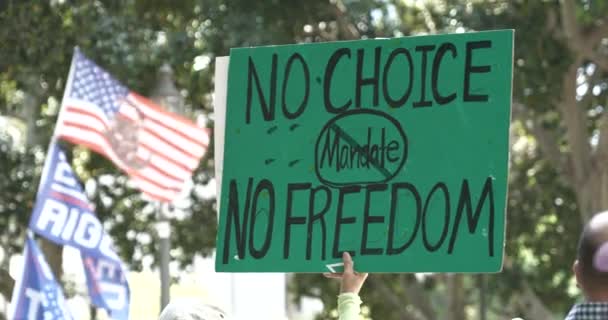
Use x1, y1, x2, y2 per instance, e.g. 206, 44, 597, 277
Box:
0, 267, 14, 300
21, 76, 65, 284
90, 305, 98, 320
579, 165, 608, 219
447, 274, 465, 320
368, 276, 422, 320
402, 275, 436, 320
515, 282, 555, 320
557, 0, 608, 222
40, 238, 63, 282
19, 75, 44, 148
477, 275, 487, 320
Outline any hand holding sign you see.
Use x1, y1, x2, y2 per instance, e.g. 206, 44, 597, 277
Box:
324, 252, 369, 294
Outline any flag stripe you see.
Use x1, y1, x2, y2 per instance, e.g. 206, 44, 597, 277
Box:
63, 99, 199, 175
64, 99, 110, 124
135, 145, 192, 177
60, 131, 179, 202
60, 125, 185, 190
63, 108, 196, 174
63, 111, 108, 133
128, 177, 176, 202
120, 98, 207, 162
122, 98, 209, 150
51, 182, 90, 203
137, 141, 192, 174
127, 94, 209, 143
65, 106, 111, 129
49, 190, 94, 211
136, 150, 191, 181
136, 166, 184, 189
138, 131, 200, 169
142, 118, 206, 158
56, 52, 209, 203
58, 128, 183, 195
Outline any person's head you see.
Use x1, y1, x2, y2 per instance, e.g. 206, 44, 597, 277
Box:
158, 299, 228, 320
574, 211, 608, 301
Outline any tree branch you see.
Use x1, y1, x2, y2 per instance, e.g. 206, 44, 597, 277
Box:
401, 275, 436, 320
585, 19, 608, 48
580, 23, 608, 71
420, 4, 436, 34
595, 108, 608, 165
447, 274, 465, 320
559, 0, 591, 182
512, 102, 574, 185
589, 54, 608, 72
558, 0, 607, 71
560, 63, 592, 182
503, 256, 554, 320
331, 0, 360, 40
368, 276, 423, 320
558, 0, 605, 220
557, 0, 592, 183
560, 0, 582, 49
40, 239, 63, 281
578, 12, 607, 71
515, 282, 556, 320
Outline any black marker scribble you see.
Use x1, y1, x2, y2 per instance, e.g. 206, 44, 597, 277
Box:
267, 126, 278, 134
265, 158, 275, 165
314, 109, 408, 187
289, 124, 300, 131
329, 124, 392, 179
288, 159, 301, 167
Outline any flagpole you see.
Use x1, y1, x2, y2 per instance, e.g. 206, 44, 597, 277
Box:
151, 63, 184, 311
53, 47, 78, 139
23, 48, 79, 308
156, 201, 171, 310
37, 47, 78, 192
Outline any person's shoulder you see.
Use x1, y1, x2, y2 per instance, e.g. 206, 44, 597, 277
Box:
564, 302, 608, 320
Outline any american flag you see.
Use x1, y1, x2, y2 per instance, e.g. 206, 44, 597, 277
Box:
55, 49, 209, 202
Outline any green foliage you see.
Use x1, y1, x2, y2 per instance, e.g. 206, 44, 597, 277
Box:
0, 146, 37, 265
292, 0, 606, 318
0, 0, 220, 283
1, 0, 607, 319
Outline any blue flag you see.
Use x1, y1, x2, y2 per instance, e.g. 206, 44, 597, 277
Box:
9, 235, 73, 320
28, 142, 130, 319
29, 142, 118, 260
81, 251, 130, 320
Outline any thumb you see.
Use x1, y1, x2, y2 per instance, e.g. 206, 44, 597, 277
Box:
342, 252, 354, 273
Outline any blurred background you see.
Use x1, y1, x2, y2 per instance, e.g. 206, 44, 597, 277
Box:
0, 0, 607, 319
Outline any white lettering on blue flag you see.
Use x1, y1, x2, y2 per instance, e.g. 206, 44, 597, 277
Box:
9, 236, 74, 320
29, 143, 119, 262
27, 142, 129, 318
82, 253, 130, 319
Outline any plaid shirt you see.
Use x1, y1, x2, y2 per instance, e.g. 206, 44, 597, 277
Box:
565, 302, 608, 319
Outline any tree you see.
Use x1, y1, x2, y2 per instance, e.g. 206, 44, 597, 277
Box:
1, 0, 606, 319
0, 0, 218, 309
288, 0, 607, 319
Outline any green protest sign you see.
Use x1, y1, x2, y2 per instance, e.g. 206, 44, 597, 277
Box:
215, 30, 513, 272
